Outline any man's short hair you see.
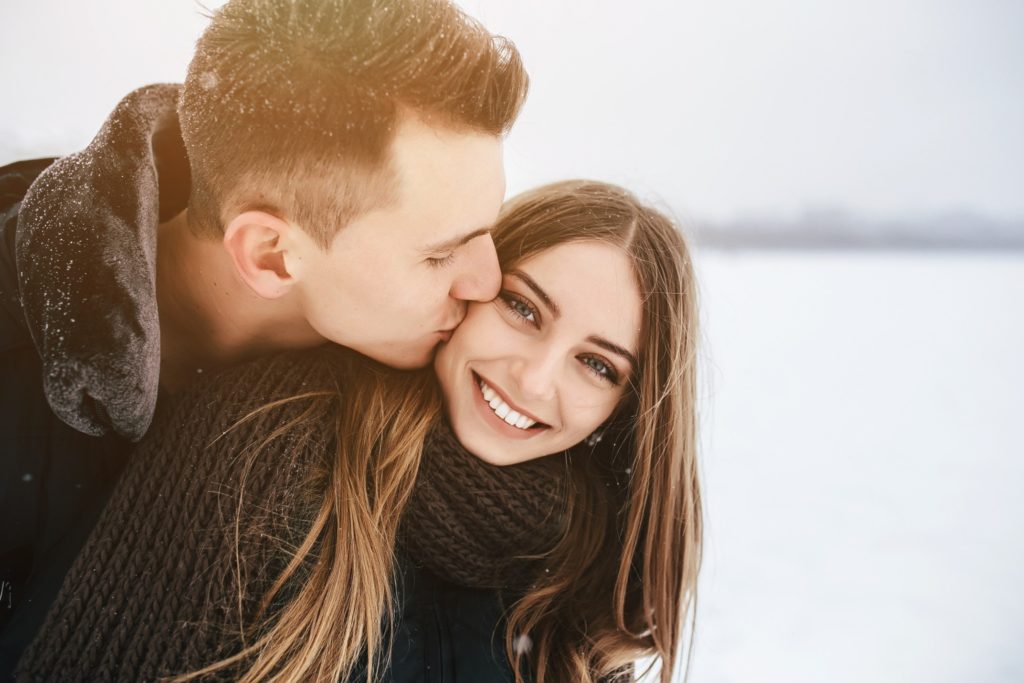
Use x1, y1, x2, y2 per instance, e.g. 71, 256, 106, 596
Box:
179, 0, 528, 246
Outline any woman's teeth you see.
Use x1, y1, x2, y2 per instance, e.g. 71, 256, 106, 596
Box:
479, 380, 537, 430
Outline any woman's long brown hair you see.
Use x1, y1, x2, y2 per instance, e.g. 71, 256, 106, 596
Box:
177, 180, 702, 682
491, 181, 703, 682
172, 357, 442, 683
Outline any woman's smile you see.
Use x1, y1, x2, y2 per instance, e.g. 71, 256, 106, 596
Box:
471, 370, 550, 440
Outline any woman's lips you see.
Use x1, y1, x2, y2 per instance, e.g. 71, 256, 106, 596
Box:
471, 371, 548, 441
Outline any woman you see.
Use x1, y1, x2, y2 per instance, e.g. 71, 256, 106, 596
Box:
18, 181, 702, 683
432, 180, 702, 682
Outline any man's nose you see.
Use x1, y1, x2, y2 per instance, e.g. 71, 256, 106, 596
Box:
449, 233, 501, 302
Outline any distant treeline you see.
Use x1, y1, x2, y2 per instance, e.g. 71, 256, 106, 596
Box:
692, 210, 1024, 250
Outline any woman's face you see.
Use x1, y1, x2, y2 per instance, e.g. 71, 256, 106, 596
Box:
434, 240, 642, 465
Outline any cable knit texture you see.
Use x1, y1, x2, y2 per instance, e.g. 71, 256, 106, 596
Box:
405, 426, 566, 590
16, 346, 566, 682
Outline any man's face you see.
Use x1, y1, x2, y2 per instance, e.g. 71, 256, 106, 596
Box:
295, 115, 505, 368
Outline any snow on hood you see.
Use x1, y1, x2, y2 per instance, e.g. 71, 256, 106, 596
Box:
16, 83, 190, 441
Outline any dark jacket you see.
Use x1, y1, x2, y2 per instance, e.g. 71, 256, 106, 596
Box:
0, 85, 537, 681
0, 84, 191, 676
0, 156, 134, 676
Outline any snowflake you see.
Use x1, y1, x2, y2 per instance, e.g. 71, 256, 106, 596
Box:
513, 633, 532, 656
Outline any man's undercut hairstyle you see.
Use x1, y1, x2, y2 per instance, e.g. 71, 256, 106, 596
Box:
179, 0, 528, 247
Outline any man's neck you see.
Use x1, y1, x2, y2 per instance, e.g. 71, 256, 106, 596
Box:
155, 210, 325, 392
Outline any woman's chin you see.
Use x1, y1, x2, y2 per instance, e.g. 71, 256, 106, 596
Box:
467, 447, 510, 466
455, 428, 515, 466
447, 418, 531, 466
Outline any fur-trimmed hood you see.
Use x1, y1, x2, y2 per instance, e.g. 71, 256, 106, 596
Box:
15, 84, 190, 441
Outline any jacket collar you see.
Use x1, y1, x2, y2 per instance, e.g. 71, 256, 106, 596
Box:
16, 83, 190, 440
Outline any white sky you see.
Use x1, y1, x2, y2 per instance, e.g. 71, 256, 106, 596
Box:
1, 0, 1021, 223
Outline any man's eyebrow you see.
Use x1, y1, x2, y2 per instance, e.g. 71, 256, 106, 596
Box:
587, 336, 639, 376
423, 226, 492, 253
508, 270, 560, 319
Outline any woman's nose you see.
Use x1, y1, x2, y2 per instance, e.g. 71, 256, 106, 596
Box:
512, 351, 560, 402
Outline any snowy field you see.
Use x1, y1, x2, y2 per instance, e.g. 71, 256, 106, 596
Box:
677, 250, 1024, 683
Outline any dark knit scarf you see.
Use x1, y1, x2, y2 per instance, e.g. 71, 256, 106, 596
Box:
16, 347, 567, 682
404, 420, 567, 590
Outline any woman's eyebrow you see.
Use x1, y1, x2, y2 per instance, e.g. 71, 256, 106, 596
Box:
508, 270, 560, 319
587, 336, 639, 375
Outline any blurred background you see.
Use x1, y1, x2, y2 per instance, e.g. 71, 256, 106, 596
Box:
2, 1, 1022, 681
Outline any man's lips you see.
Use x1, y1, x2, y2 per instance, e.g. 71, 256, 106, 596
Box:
436, 316, 463, 343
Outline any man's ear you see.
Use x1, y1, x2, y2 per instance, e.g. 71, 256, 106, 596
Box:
222, 211, 298, 299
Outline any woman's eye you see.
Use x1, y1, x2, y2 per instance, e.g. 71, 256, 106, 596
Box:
499, 291, 539, 326
580, 355, 620, 385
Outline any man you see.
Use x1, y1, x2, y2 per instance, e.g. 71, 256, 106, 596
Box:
0, 0, 528, 673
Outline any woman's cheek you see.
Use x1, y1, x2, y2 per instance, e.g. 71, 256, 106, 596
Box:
473, 305, 512, 350
574, 393, 618, 439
